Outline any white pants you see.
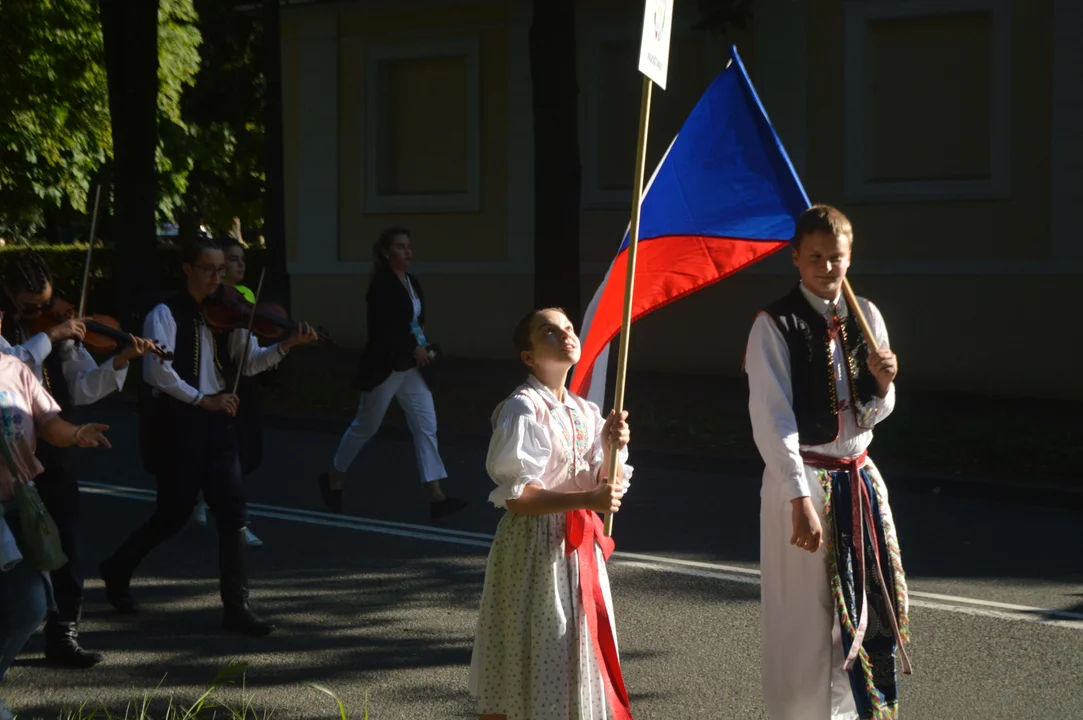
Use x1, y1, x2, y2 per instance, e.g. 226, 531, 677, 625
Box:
760, 474, 859, 720
332, 368, 447, 483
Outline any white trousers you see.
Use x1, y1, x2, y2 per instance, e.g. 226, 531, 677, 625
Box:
760, 474, 859, 720
332, 368, 448, 483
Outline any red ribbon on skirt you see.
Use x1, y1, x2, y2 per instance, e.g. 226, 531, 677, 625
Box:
565, 508, 634, 720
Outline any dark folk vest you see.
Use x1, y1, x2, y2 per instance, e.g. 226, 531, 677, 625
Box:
763, 284, 880, 446
164, 292, 238, 391
139, 292, 241, 474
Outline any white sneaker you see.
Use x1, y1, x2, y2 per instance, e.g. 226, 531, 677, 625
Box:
193, 501, 208, 526
245, 527, 263, 548
0, 698, 15, 720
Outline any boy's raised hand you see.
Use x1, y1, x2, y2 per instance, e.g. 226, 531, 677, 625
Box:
867, 348, 898, 396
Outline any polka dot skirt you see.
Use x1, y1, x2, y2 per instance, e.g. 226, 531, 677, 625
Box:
468, 511, 617, 720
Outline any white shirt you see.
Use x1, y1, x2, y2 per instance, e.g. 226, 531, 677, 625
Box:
744, 283, 895, 500
401, 274, 422, 322
485, 375, 632, 509
0, 329, 128, 407
143, 303, 287, 405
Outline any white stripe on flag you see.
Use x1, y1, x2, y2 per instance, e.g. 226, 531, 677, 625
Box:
571, 132, 681, 407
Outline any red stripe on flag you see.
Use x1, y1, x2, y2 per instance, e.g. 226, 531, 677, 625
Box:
570, 235, 787, 396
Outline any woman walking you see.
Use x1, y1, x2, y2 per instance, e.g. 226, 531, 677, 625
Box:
317, 228, 466, 522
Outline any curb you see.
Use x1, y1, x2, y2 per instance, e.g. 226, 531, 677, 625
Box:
90, 397, 1083, 511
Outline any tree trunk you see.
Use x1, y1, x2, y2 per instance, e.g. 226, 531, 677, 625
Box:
262, 0, 290, 310
529, 0, 582, 325
101, 0, 161, 328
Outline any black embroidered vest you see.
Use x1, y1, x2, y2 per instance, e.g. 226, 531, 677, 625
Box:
763, 284, 881, 446
163, 292, 237, 392
139, 292, 239, 475
0, 296, 73, 416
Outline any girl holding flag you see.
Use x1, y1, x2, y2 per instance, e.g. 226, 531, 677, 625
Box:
469, 308, 634, 720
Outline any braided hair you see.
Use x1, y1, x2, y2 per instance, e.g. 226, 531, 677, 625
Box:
5, 250, 53, 296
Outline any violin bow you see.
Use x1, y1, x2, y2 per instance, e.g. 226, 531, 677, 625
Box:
77, 185, 102, 319
231, 267, 266, 396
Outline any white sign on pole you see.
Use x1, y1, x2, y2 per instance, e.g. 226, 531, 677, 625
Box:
638, 0, 675, 90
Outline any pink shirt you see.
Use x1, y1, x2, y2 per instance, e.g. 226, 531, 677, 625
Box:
0, 353, 61, 502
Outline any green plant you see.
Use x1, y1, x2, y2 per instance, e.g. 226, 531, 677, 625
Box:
14, 662, 370, 719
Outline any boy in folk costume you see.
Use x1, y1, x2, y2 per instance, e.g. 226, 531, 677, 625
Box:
101, 237, 318, 636
744, 205, 911, 720
469, 308, 633, 720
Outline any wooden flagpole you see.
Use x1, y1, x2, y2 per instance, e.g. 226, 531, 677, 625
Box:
841, 278, 879, 354
602, 76, 653, 538
602, 0, 673, 538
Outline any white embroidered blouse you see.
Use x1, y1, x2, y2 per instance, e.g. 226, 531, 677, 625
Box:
485, 375, 633, 509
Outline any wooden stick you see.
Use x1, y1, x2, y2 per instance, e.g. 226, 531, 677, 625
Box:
841, 277, 879, 354
77, 185, 102, 318
231, 268, 266, 396
602, 75, 653, 538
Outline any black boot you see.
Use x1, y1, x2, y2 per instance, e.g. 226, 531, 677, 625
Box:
99, 556, 139, 615
317, 472, 343, 514
44, 611, 103, 668
219, 527, 275, 637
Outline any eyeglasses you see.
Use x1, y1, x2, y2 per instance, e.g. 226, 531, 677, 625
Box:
193, 264, 228, 278
18, 298, 54, 317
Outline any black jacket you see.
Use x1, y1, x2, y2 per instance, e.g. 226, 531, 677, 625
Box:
352, 268, 431, 391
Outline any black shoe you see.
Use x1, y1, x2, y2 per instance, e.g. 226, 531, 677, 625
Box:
44, 615, 103, 668
429, 496, 467, 521
219, 527, 275, 637
99, 558, 139, 615
317, 472, 343, 514
222, 605, 276, 637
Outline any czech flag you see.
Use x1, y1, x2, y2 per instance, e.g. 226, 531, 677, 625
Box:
570, 46, 810, 405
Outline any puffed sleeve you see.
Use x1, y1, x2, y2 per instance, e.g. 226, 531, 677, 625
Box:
586, 400, 633, 488
485, 395, 552, 509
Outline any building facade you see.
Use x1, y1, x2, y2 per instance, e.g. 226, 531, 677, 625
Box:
281, 0, 1082, 399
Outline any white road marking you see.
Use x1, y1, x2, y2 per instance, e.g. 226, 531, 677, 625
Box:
81, 481, 1083, 630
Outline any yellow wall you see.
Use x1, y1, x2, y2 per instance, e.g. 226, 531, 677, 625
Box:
281, 0, 1077, 401
336, 3, 509, 264
291, 272, 531, 360
806, 0, 1052, 262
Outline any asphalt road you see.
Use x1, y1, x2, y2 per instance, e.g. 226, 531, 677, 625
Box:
5, 407, 1082, 720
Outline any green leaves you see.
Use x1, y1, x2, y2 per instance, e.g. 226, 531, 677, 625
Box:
0, 0, 202, 233
0, 0, 110, 216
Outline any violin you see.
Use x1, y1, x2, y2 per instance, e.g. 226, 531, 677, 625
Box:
25, 297, 174, 362
203, 285, 334, 344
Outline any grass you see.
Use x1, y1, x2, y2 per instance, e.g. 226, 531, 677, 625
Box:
13, 663, 369, 720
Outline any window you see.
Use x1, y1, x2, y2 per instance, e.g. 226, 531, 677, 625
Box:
843, 0, 1012, 202
364, 37, 481, 213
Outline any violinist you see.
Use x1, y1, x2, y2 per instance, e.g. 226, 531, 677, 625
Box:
100, 237, 318, 637
0, 250, 157, 669
191, 235, 264, 549
222, 228, 256, 303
